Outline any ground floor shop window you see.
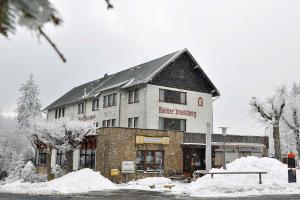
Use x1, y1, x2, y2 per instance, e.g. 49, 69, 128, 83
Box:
136, 150, 164, 172
56, 150, 66, 167
79, 148, 95, 169
37, 149, 47, 165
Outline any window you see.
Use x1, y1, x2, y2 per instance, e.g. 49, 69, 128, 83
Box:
128, 117, 139, 128
136, 150, 164, 172
102, 119, 116, 127
79, 148, 95, 169
107, 119, 111, 127
92, 99, 99, 111
159, 117, 186, 132
58, 108, 61, 118
56, 150, 66, 167
111, 119, 116, 127
37, 149, 47, 165
159, 89, 186, 104
78, 103, 84, 114
55, 107, 65, 119
103, 93, 117, 108
128, 89, 139, 104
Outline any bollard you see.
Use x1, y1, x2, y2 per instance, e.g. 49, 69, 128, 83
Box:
288, 152, 297, 183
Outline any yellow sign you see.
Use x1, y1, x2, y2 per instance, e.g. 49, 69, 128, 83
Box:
111, 169, 119, 176
136, 136, 169, 145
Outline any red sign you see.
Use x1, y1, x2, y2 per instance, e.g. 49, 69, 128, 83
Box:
198, 97, 203, 107
288, 152, 296, 158
159, 107, 197, 118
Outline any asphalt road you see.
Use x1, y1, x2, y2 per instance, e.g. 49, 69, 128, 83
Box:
1, 190, 300, 200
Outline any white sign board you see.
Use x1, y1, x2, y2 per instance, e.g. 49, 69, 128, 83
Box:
122, 161, 135, 174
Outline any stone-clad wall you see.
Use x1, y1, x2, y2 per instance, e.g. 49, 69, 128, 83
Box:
96, 127, 183, 183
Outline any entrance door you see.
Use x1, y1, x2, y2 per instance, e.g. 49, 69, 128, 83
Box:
183, 147, 206, 177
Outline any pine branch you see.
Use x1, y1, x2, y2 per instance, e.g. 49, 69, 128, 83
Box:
105, 0, 113, 9
38, 27, 67, 63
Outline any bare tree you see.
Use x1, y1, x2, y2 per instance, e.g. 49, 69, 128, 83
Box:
282, 83, 300, 160
250, 86, 286, 160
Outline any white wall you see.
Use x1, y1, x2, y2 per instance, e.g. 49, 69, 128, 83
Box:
145, 84, 213, 133
119, 87, 147, 128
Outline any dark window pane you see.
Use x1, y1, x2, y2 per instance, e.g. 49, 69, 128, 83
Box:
134, 117, 139, 128
160, 118, 186, 131
159, 89, 186, 104
145, 151, 154, 164
107, 120, 111, 127
134, 89, 139, 102
128, 90, 133, 103
128, 118, 133, 128
111, 119, 116, 127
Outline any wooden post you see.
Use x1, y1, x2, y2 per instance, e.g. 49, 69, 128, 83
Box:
259, 173, 262, 184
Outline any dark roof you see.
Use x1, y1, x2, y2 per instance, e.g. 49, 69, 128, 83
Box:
45, 49, 220, 110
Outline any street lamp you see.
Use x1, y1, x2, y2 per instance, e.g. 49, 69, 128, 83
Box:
219, 127, 229, 170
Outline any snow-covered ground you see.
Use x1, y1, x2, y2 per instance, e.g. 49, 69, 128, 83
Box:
1, 157, 300, 197
0, 168, 116, 195
189, 156, 300, 197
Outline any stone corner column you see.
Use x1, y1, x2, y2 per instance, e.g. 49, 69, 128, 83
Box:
73, 149, 80, 171
50, 149, 57, 169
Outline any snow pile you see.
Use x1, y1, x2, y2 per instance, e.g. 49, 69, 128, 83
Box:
190, 156, 300, 197
0, 169, 116, 194
136, 177, 171, 186
123, 177, 173, 191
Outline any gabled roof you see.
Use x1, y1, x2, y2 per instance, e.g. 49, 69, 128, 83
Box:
45, 49, 220, 110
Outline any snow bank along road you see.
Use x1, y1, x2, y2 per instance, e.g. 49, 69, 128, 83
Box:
2, 157, 300, 197
1, 190, 300, 200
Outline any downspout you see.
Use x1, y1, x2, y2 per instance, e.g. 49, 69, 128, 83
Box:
118, 91, 122, 127
211, 93, 221, 168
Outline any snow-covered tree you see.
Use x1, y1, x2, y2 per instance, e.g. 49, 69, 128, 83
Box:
15, 74, 42, 128
52, 164, 63, 179
281, 83, 300, 160
0, 0, 113, 62
250, 86, 286, 160
30, 118, 95, 173
20, 161, 36, 182
0, 114, 33, 179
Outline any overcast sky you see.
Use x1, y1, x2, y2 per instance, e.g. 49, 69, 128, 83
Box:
1, 0, 300, 135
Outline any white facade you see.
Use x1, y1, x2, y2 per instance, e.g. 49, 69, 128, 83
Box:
47, 84, 213, 134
